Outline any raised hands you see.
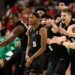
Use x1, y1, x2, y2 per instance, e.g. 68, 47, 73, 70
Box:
67, 24, 75, 37
58, 27, 68, 35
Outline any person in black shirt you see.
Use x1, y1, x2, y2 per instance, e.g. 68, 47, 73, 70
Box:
58, 9, 75, 75
46, 9, 74, 75
24, 12, 47, 75
40, 13, 68, 75
0, 13, 28, 75
47, 9, 75, 75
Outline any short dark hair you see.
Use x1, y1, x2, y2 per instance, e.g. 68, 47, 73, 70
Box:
32, 12, 40, 18
59, 0, 70, 5
9, 13, 19, 18
35, 6, 47, 13
41, 14, 52, 19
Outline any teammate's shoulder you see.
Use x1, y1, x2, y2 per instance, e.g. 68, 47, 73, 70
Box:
40, 27, 47, 32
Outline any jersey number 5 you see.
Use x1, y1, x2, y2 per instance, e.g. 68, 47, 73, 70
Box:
33, 41, 36, 47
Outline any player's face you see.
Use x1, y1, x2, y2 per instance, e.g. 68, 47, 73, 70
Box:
59, 2, 66, 10
29, 14, 38, 26
41, 18, 48, 25
9, 16, 18, 26
37, 10, 45, 17
61, 12, 71, 24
